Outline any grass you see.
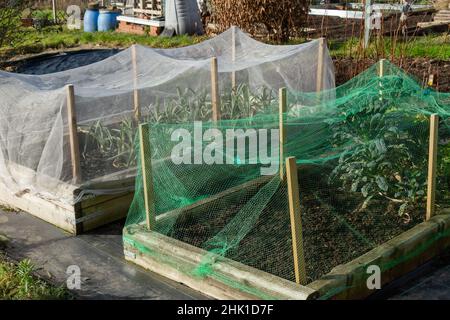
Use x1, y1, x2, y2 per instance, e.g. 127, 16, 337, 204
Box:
0, 255, 70, 300
328, 33, 450, 60
0, 204, 17, 213
0, 25, 207, 59
1, 23, 449, 62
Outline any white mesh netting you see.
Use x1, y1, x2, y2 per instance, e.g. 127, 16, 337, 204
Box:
0, 27, 335, 205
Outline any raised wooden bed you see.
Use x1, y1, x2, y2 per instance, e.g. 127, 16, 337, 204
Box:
123, 225, 318, 300
0, 162, 134, 234
122, 97, 448, 299
124, 209, 450, 300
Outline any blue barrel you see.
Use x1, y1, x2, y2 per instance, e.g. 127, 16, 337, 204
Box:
98, 10, 119, 32
84, 8, 99, 32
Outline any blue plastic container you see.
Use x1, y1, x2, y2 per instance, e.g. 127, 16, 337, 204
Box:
84, 8, 99, 32
97, 10, 119, 32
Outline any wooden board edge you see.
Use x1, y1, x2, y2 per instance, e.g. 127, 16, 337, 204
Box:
308, 213, 450, 299
123, 226, 318, 300
0, 185, 76, 233
78, 192, 133, 233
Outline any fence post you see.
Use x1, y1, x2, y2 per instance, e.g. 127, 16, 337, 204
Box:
52, 0, 57, 23
66, 84, 81, 184
286, 156, 307, 285
428, 74, 434, 87
378, 58, 385, 101
132, 45, 141, 122
139, 123, 156, 230
316, 37, 325, 93
279, 87, 287, 180
231, 26, 236, 90
211, 57, 221, 122
426, 114, 439, 221
378, 58, 385, 77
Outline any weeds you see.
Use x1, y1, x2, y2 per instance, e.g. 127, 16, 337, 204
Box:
0, 256, 69, 300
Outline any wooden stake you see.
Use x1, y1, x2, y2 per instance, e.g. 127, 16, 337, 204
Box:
66, 84, 81, 184
132, 45, 141, 122
279, 87, 287, 180
426, 114, 439, 221
211, 57, 221, 122
378, 59, 385, 101
52, 0, 57, 23
378, 58, 385, 77
139, 123, 156, 230
231, 26, 236, 90
428, 74, 434, 87
286, 156, 307, 285
316, 38, 325, 93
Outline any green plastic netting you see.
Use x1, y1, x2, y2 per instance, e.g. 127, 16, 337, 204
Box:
124, 60, 449, 292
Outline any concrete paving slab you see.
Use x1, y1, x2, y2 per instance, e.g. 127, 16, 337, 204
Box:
0, 209, 209, 300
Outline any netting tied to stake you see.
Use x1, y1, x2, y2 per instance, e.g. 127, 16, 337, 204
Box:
0, 27, 334, 205
125, 60, 449, 289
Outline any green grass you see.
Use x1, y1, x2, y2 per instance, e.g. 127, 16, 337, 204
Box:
328, 33, 450, 60
0, 25, 207, 58
0, 204, 17, 213
1, 24, 449, 61
0, 255, 70, 300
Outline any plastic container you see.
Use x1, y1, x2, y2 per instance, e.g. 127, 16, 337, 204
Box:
84, 8, 99, 32
97, 10, 119, 32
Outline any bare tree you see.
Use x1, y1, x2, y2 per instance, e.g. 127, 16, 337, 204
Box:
0, 0, 31, 48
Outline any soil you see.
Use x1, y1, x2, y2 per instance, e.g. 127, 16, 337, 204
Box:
169, 166, 425, 284
307, 11, 434, 41
334, 57, 450, 92
80, 149, 125, 182
3, 48, 449, 92
78, 127, 134, 182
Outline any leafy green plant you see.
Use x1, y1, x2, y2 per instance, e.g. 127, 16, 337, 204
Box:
144, 84, 275, 124
82, 119, 137, 169
80, 85, 275, 173
0, 256, 68, 299
330, 97, 430, 221
221, 84, 275, 119
438, 126, 450, 204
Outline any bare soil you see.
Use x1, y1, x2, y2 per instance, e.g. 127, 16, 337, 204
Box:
334, 57, 450, 92
170, 167, 425, 283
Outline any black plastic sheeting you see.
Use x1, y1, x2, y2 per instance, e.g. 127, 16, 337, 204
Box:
14, 49, 121, 75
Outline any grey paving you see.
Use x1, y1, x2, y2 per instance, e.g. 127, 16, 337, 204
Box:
2, 207, 450, 300
0, 209, 208, 300
387, 252, 450, 300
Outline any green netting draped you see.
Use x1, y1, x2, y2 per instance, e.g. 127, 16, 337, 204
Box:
124, 60, 449, 295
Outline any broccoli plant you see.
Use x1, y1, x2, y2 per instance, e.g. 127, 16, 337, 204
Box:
330, 96, 430, 221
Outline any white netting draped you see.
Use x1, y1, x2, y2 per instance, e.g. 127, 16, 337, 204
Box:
0, 27, 335, 204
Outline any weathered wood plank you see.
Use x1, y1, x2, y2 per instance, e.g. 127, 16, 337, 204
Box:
139, 123, 156, 230
211, 57, 220, 122
66, 84, 82, 184
426, 114, 439, 220
124, 226, 318, 300
286, 157, 307, 285
131, 45, 141, 122
316, 38, 325, 93
279, 87, 287, 180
